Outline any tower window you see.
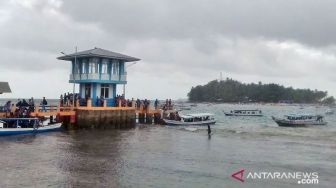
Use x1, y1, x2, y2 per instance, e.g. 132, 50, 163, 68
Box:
82, 59, 87, 74
101, 84, 109, 98
101, 59, 108, 74
89, 58, 98, 73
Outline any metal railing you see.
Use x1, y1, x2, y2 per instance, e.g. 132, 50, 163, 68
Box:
69, 72, 127, 81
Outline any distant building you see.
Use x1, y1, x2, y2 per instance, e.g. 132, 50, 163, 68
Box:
0, 82, 11, 94
58, 47, 140, 106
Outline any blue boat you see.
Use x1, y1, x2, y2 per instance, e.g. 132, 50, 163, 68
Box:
0, 118, 62, 136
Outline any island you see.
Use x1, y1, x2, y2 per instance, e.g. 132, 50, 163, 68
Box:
188, 78, 335, 104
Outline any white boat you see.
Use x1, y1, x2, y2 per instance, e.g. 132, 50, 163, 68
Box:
0, 118, 62, 136
272, 114, 327, 127
224, 109, 263, 116
163, 113, 216, 126
325, 109, 334, 115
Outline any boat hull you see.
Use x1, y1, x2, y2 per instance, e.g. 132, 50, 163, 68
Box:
272, 117, 327, 127
0, 123, 62, 136
163, 119, 216, 126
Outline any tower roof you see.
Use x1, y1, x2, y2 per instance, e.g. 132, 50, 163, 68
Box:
57, 47, 140, 62
0, 82, 11, 94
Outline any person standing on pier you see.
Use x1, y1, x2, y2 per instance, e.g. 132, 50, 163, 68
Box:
28, 97, 35, 112
41, 97, 48, 112
154, 99, 159, 110
60, 95, 63, 107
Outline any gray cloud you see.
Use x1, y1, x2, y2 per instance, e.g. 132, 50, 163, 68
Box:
60, 0, 336, 47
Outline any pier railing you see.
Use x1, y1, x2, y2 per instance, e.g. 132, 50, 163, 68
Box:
1, 98, 164, 119
28, 98, 161, 118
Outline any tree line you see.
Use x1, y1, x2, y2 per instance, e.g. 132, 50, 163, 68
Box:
188, 78, 335, 104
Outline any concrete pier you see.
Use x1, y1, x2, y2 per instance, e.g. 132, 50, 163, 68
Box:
25, 99, 164, 129
76, 108, 136, 129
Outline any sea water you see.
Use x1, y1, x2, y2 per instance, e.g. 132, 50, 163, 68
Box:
0, 102, 335, 188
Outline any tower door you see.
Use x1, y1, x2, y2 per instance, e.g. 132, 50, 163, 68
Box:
85, 84, 91, 99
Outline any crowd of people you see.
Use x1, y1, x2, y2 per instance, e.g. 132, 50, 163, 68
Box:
60, 93, 80, 107
1, 97, 48, 118
168, 111, 181, 121
162, 99, 173, 110
114, 95, 130, 107
115, 95, 158, 111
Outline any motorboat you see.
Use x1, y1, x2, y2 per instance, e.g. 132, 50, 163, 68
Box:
272, 114, 327, 127
0, 118, 62, 136
224, 109, 263, 116
163, 113, 216, 126
325, 109, 334, 115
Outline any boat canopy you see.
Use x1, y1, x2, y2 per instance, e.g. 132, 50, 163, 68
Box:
187, 113, 214, 117
233, 109, 260, 112
285, 114, 323, 120
180, 113, 214, 119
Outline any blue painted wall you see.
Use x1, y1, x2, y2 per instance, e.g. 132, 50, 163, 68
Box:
70, 57, 128, 107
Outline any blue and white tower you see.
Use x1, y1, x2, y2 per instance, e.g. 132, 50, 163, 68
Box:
58, 47, 140, 106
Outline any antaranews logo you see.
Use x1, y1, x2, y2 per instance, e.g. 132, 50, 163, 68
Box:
231, 169, 319, 185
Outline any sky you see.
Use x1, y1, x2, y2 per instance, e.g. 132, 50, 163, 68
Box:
1, 0, 336, 100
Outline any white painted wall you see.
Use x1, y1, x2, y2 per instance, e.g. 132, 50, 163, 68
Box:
109, 84, 113, 98
96, 84, 101, 98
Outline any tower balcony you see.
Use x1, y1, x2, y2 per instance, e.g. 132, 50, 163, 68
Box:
69, 72, 127, 83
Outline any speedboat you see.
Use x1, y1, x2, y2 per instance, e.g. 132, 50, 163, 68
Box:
163, 113, 216, 126
272, 114, 327, 127
0, 118, 62, 136
224, 109, 263, 116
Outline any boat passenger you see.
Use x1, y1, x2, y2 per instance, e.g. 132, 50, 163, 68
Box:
16, 99, 22, 107
22, 99, 29, 107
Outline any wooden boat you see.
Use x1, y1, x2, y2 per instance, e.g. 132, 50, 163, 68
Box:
224, 109, 263, 116
163, 113, 216, 126
0, 118, 62, 136
272, 114, 327, 127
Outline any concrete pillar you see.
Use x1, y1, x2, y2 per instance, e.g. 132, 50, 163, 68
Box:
34, 105, 39, 113
87, 98, 92, 108
57, 103, 61, 112
76, 99, 80, 107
